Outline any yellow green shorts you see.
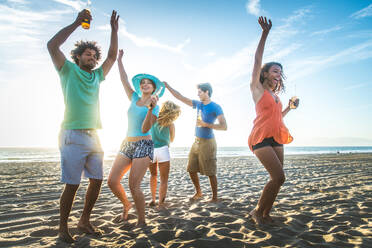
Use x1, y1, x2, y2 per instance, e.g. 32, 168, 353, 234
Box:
187, 137, 217, 176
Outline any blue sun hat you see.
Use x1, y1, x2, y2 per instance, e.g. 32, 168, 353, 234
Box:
132, 73, 165, 97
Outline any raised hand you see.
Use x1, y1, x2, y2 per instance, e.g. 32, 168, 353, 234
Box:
258, 16, 272, 33
162, 81, 169, 89
110, 10, 119, 32
118, 49, 124, 61
148, 95, 159, 110
75, 9, 92, 26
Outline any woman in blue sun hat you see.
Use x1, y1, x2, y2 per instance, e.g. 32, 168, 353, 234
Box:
107, 49, 164, 227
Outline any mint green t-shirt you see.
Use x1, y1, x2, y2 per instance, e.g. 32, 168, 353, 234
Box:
57, 60, 105, 129
151, 122, 170, 148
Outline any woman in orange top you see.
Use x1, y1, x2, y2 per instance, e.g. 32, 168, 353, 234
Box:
249, 17, 299, 224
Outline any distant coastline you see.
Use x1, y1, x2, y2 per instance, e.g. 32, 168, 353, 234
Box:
1, 146, 372, 163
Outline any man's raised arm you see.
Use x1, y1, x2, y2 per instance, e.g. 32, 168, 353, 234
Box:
47, 10, 91, 70
101, 10, 119, 77
163, 81, 193, 107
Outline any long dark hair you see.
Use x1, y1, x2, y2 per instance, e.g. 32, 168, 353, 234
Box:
259, 62, 285, 94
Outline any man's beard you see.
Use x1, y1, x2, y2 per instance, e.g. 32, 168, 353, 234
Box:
82, 62, 95, 70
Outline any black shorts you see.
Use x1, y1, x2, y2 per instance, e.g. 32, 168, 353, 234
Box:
252, 137, 283, 151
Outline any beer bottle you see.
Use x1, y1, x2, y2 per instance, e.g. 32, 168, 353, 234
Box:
81, 1, 91, 29
196, 108, 202, 127
290, 96, 299, 109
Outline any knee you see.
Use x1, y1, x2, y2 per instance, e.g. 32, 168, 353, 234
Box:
129, 181, 140, 195
90, 178, 103, 188
160, 174, 169, 183
150, 170, 157, 177
273, 174, 285, 186
107, 178, 119, 190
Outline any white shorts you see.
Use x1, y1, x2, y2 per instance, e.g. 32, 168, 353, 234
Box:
152, 145, 170, 163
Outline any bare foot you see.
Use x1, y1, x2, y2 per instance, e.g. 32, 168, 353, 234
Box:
113, 204, 133, 223
157, 202, 168, 210
77, 221, 102, 236
189, 192, 203, 202
148, 200, 156, 207
58, 231, 75, 243
249, 209, 264, 225
123, 203, 132, 220
136, 221, 147, 227
263, 215, 274, 224
209, 198, 220, 203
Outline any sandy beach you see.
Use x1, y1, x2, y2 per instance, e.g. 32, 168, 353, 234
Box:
0, 153, 371, 247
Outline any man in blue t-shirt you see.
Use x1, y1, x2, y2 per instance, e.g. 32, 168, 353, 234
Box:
47, 9, 119, 243
164, 82, 227, 202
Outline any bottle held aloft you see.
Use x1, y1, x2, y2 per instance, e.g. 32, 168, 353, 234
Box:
81, 9, 91, 29
154, 86, 164, 97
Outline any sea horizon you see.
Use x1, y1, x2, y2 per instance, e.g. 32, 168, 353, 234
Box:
1, 146, 372, 163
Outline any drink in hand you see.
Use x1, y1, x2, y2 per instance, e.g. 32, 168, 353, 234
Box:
197, 109, 202, 127
81, 8, 91, 29
290, 96, 299, 109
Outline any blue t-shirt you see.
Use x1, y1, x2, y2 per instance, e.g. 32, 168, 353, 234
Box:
192, 100, 223, 139
151, 122, 170, 148
57, 60, 105, 129
127, 92, 159, 137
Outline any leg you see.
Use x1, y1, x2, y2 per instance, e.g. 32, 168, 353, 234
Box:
200, 138, 217, 202
129, 157, 151, 226
263, 145, 284, 220
148, 162, 158, 206
59, 183, 79, 243
107, 154, 132, 221
208, 175, 218, 202
273, 146, 284, 167
187, 141, 202, 200
158, 161, 170, 205
78, 178, 102, 234
250, 146, 285, 224
189, 172, 203, 200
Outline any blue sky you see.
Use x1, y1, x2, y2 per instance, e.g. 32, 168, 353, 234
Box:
1, 0, 372, 148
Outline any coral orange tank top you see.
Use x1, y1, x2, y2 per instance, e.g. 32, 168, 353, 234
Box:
248, 90, 293, 151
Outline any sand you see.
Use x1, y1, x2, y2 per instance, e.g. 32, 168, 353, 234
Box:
0, 153, 371, 247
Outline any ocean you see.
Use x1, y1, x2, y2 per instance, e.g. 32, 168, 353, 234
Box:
1, 146, 372, 163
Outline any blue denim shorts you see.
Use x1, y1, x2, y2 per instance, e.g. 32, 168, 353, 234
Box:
119, 139, 154, 161
59, 129, 104, 185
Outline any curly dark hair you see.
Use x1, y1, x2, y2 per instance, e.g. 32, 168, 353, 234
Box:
70, 40, 101, 65
259, 62, 286, 94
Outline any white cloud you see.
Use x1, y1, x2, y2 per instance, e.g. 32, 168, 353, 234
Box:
0, 3, 72, 45
197, 45, 254, 85
205, 51, 216, 57
0, 34, 40, 44
97, 23, 190, 54
52, 0, 86, 11
7, 0, 29, 4
287, 39, 372, 81
351, 4, 372, 19
311, 25, 342, 36
343, 83, 368, 91
246, 0, 262, 16
0, 5, 51, 24
195, 8, 310, 87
